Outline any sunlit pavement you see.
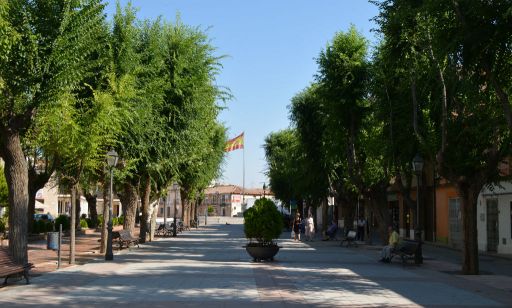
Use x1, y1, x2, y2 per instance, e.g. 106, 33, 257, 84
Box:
1, 224, 512, 307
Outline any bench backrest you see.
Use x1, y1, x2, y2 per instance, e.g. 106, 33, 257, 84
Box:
118, 230, 134, 239
398, 240, 419, 254
0, 248, 21, 267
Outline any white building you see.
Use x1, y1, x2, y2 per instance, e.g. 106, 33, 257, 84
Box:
477, 181, 512, 254
199, 184, 275, 217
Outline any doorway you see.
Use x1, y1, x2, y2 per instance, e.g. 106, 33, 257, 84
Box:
448, 198, 463, 248
486, 199, 499, 252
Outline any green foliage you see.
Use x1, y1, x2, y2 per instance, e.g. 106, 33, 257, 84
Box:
117, 216, 124, 226
55, 215, 70, 231
207, 206, 214, 214
32, 220, 45, 234
264, 130, 304, 205
79, 218, 88, 229
0, 208, 7, 233
98, 214, 104, 227
243, 198, 282, 245
45, 221, 54, 233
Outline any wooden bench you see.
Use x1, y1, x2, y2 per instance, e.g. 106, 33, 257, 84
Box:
391, 240, 420, 264
179, 221, 190, 231
115, 230, 140, 249
190, 219, 198, 228
340, 230, 358, 247
0, 247, 33, 285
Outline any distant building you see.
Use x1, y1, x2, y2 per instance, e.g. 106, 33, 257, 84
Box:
198, 184, 275, 217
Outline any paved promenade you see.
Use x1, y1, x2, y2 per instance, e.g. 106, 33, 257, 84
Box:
1, 223, 512, 307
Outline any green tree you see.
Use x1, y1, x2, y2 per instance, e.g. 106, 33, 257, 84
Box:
316, 26, 370, 230
264, 129, 305, 209
374, 0, 512, 274
0, 0, 110, 264
289, 85, 330, 231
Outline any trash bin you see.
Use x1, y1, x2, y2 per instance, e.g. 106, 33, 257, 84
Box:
47, 232, 59, 250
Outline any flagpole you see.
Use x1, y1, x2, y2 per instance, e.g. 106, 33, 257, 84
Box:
242, 134, 245, 208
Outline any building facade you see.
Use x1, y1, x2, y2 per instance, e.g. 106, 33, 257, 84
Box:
198, 184, 275, 217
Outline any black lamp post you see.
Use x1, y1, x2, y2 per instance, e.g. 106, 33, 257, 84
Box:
172, 182, 178, 237
105, 149, 118, 261
412, 153, 424, 264
263, 183, 266, 198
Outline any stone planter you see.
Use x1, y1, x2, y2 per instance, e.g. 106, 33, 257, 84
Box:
245, 244, 280, 262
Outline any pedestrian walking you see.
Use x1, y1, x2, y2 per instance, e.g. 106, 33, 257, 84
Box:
305, 214, 315, 241
293, 212, 301, 241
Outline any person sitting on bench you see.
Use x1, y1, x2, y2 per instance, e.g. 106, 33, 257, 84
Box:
380, 226, 399, 263
323, 220, 338, 240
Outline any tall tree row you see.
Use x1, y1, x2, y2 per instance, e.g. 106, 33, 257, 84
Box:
0, 0, 227, 263
266, 2, 511, 275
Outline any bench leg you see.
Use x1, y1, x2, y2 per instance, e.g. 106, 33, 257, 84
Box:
23, 269, 30, 284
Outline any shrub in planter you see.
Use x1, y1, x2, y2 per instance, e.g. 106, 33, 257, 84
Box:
98, 214, 104, 227
117, 216, 124, 226
244, 198, 282, 246
55, 214, 70, 231
80, 218, 89, 229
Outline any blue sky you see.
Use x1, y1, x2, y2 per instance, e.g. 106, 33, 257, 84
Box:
104, 0, 380, 189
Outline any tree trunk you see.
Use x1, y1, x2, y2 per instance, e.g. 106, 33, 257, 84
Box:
27, 167, 53, 233
367, 184, 391, 245
0, 130, 29, 264
84, 192, 98, 229
321, 199, 328, 234
100, 184, 109, 254
457, 181, 481, 275
149, 199, 158, 241
139, 174, 151, 243
70, 184, 77, 264
121, 182, 138, 234
27, 184, 37, 234
191, 199, 196, 225
75, 185, 81, 228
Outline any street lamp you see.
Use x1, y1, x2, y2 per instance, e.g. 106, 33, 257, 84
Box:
263, 183, 266, 198
105, 149, 118, 261
412, 153, 424, 264
172, 182, 178, 237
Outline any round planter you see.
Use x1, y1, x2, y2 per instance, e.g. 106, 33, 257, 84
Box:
245, 244, 280, 262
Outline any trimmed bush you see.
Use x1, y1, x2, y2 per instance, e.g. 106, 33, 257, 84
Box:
98, 214, 104, 227
32, 220, 46, 234
45, 221, 55, 232
112, 217, 118, 226
55, 214, 70, 231
243, 198, 282, 246
80, 218, 88, 229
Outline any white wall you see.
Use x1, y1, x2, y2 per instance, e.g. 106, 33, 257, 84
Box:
478, 182, 512, 254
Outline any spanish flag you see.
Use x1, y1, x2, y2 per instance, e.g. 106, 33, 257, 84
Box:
225, 132, 244, 152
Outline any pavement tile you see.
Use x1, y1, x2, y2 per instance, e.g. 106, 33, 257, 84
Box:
1, 223, 512, 307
